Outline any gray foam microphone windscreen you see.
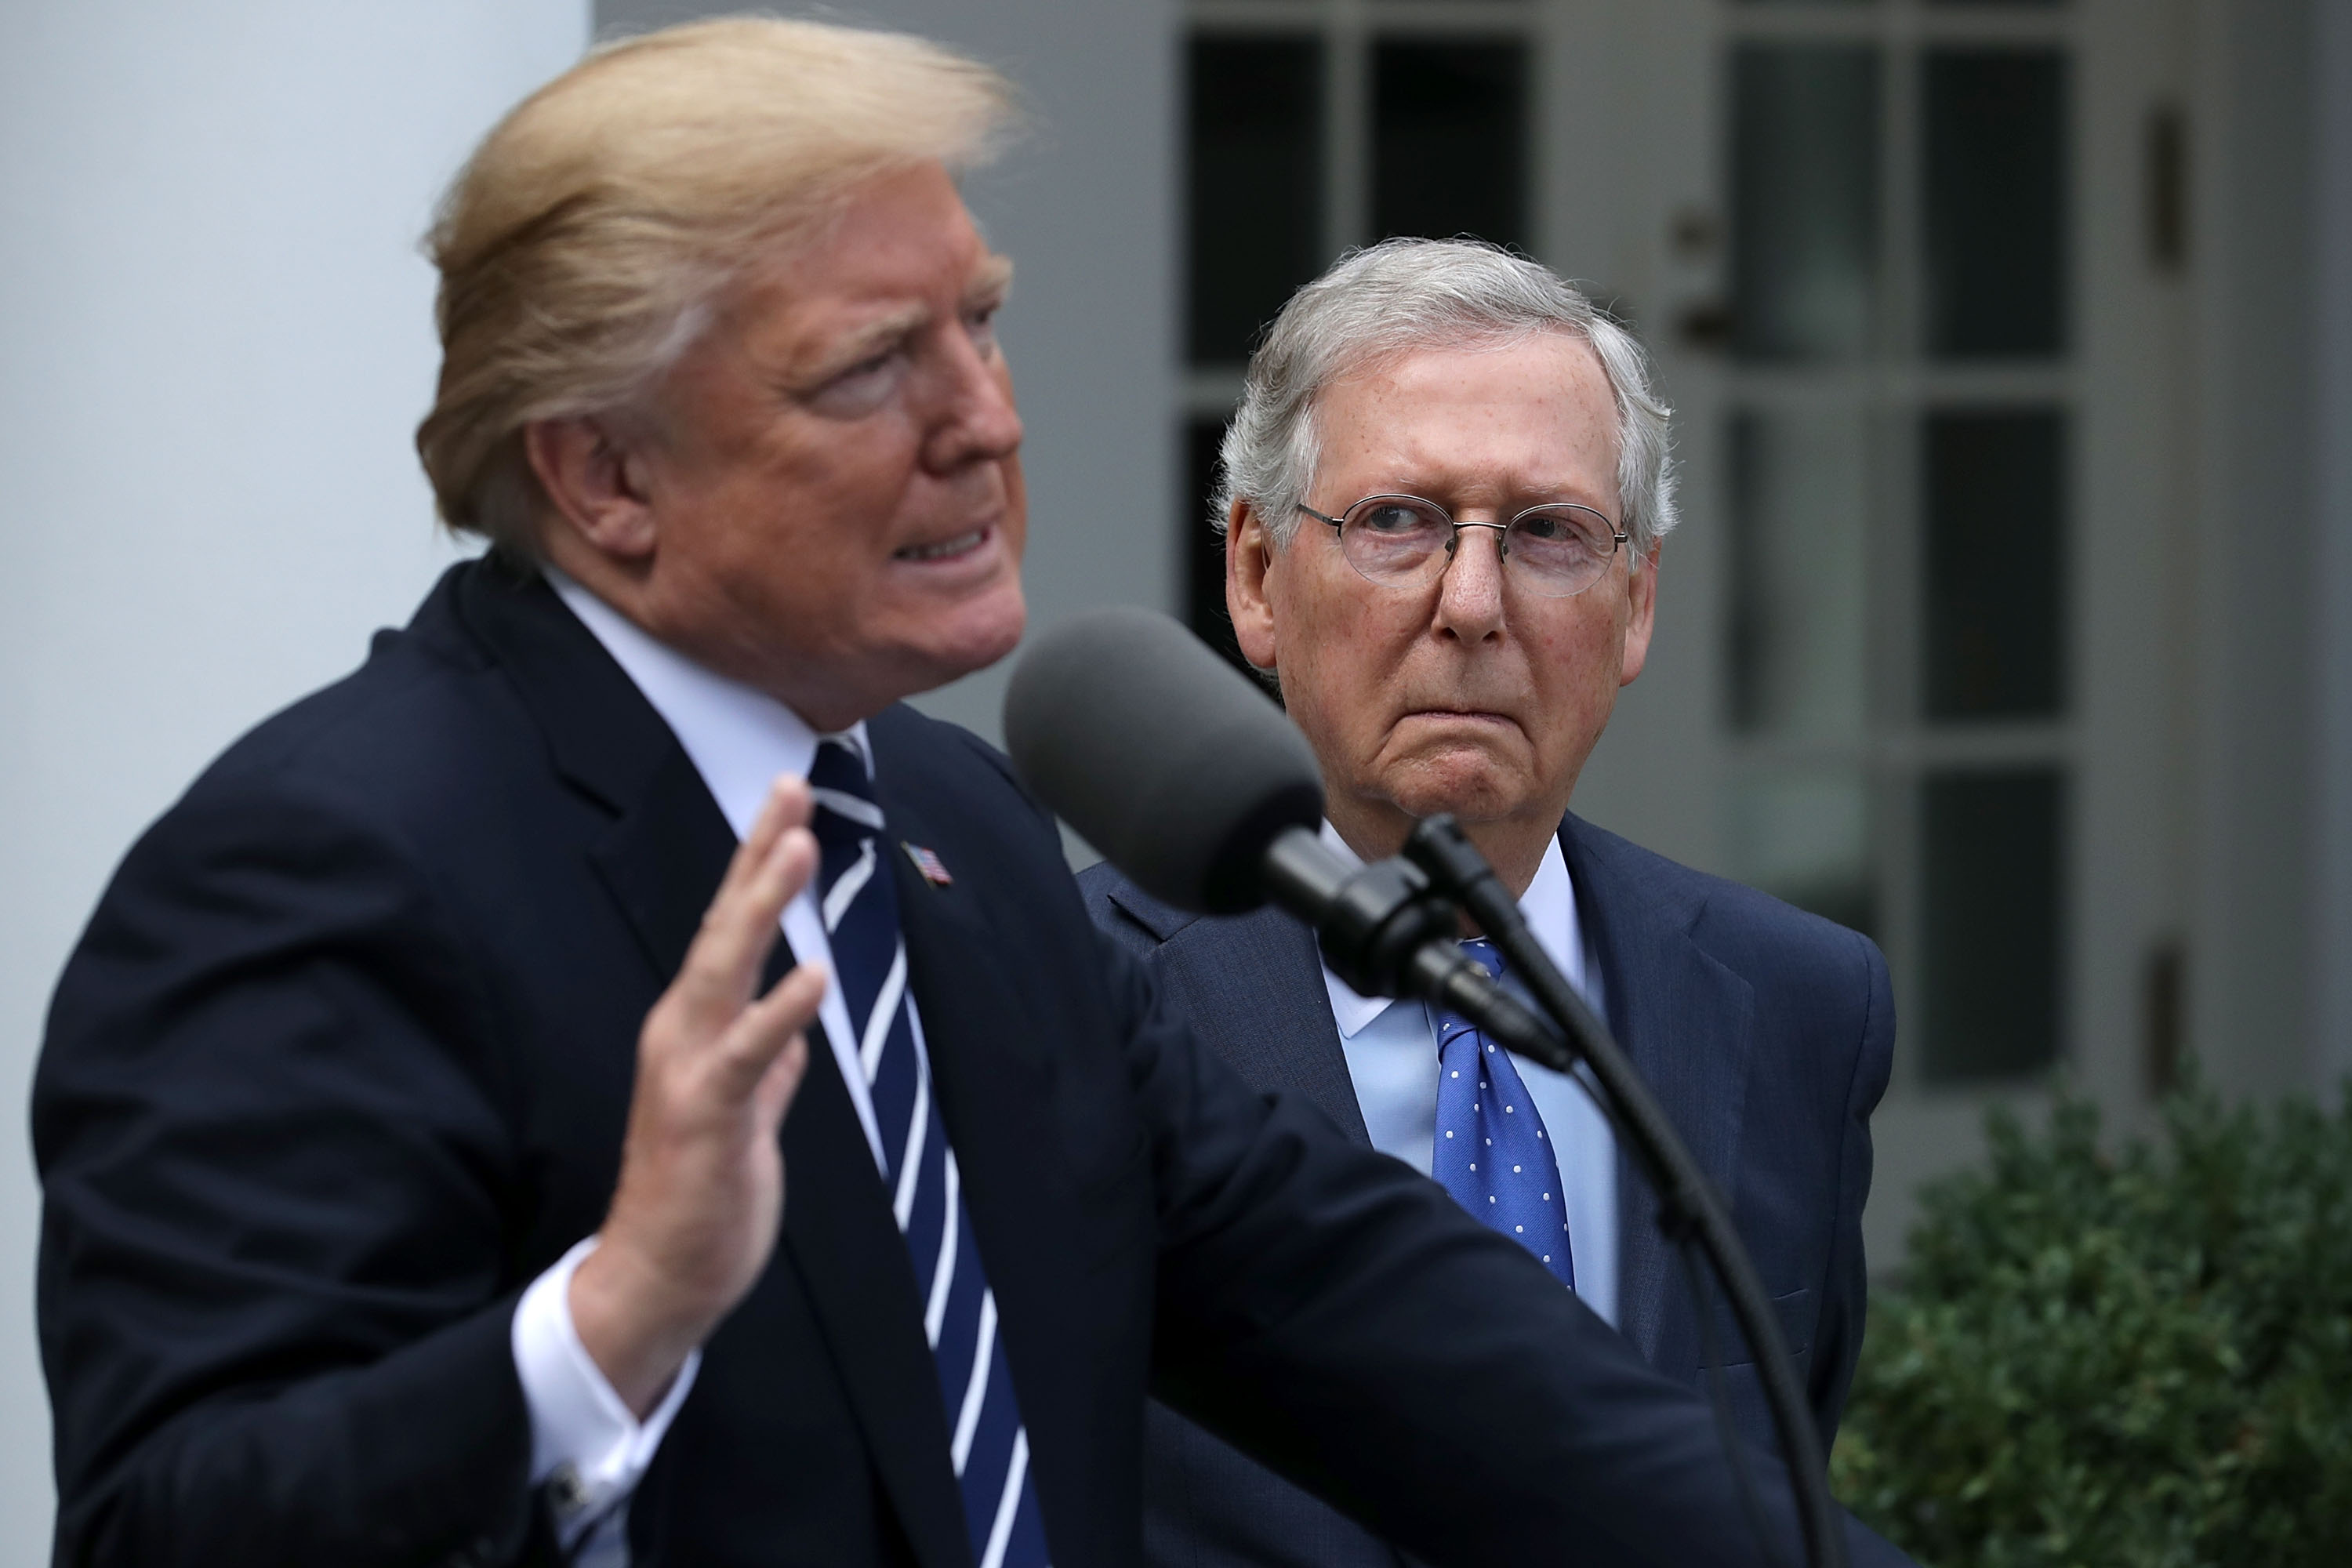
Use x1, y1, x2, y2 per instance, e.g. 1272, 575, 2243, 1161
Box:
1003, 607, 1323, 914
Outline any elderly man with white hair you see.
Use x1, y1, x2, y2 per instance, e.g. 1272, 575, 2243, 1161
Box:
1085, 239, 1896, 1568
35, 20, 1908, 1568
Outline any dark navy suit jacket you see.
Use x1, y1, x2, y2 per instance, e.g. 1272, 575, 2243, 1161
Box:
1083, 818, 1895, 1568
36, 560, 1907, 1568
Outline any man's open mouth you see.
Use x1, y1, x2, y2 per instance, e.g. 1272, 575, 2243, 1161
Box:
894, 525, 990, 562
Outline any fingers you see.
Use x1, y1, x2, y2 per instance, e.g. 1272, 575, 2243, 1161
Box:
588, 778, 832, 1412
675, 775, 817, 1016
742, 771, 813, 866
716, 960, 829, 1101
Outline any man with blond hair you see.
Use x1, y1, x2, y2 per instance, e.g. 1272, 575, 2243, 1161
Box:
35, 19, 1911, 1568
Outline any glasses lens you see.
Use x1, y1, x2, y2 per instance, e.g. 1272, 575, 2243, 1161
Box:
1508, 506, 1618, 595
1338, 495, 1453, 583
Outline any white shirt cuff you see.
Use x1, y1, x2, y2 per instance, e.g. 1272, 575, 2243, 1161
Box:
510, 1236, 702, 1547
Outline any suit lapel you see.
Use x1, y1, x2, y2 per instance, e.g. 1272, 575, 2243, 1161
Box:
1138, 895, 1373, 1147
462, 565, 970, 1566
586, 746, 742, 982
1562, 815, 1756, 1368
776, 1035, 973, 1568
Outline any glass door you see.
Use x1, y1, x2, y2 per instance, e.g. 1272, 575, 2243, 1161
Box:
1178, 0, 2199, 1254
1651, 0, 2198, 1250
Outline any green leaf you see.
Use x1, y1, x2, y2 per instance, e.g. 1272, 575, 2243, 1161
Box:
1831, 1062, 2352, 1567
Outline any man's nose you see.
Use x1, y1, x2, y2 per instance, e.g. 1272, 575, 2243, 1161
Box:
1434, 521, 1509, 639
922, 329, 1023, 471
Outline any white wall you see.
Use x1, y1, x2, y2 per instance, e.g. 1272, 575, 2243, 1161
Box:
2314, 0, 2352, 1091
0, 3, 590, 1555
2191, 0, 2328, 1099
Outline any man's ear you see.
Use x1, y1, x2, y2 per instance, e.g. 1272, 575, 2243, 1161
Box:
523, 416, 659, 564
1618, 540, 1662, 688
1225, 500, 1280, 671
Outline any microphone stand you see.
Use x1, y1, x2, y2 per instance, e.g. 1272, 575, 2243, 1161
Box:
1262, 817, 1845, 1568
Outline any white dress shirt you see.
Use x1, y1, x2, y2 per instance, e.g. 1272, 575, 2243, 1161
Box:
508, 571, 916, 1563
1318, 822, 1621, 1327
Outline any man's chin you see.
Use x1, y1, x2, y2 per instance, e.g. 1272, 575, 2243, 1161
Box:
900, 586, 1028, 691
1377, 750, 1537, 826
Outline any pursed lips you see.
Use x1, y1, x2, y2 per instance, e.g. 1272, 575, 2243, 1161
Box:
1403, 706, 1514, 723
1394, 706, 1523, 738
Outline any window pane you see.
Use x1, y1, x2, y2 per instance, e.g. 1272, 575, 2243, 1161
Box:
1372, 38, 1527, 250
1922, 408, 2065, 719
1920, 768, 2064, 1082
1728, 766, 1875, 936
1922, 49, 2067, 358
1730, 43, 1881, 361
1189, 35, 1324, 365
1727, 406, 1871, 739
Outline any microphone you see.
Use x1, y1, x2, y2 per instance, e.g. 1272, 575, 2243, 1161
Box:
1004, 606, 1537, 1027
1000, 604, 1322, 916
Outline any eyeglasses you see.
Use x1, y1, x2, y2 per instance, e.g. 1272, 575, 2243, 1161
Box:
1295, 493, 1629, 599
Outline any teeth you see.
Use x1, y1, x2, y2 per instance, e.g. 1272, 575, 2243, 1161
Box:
897, 528, 985, 561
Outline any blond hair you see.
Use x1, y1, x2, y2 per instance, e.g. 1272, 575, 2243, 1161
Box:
416, 16, 1019, 557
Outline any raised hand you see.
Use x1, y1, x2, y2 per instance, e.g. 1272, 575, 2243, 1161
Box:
570, 775, 829, 1416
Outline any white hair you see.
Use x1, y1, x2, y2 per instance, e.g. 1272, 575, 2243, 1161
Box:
1214, 238, 1679, 561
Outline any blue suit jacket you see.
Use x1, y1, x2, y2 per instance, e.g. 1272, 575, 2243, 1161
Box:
1083, 818, 1895, 1568
35, 561, 1907, 1568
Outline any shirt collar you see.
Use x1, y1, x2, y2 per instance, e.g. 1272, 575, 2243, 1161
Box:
546, 568, 869, 837
1317, 821, 1586, 1040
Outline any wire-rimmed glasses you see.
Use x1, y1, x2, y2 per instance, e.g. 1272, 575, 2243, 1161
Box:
1295, 493, 1630, 598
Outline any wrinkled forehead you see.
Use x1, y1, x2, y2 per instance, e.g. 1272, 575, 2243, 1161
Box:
1306, 332, 1621, 493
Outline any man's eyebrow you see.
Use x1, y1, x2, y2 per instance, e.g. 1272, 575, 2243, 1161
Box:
806, 303, 927, 378
794, 260, 1014, 387
967, 254, 1014, 305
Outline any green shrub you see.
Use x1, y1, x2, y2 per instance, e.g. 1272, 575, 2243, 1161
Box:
1831, 1068, 2352, 1567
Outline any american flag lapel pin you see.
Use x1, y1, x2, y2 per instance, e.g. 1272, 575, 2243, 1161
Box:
900, 840, 953, 888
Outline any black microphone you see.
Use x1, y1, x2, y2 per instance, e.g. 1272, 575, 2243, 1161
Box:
1000, 605, 1323, 916
1004, 607, 1545, 1032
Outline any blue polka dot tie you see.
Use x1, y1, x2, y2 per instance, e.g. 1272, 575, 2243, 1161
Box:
808, 738, 1051, 1567
1430, 939, 1576, 1289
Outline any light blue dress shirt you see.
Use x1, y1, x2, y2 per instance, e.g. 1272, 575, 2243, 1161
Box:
1318, 823, 1621, 1327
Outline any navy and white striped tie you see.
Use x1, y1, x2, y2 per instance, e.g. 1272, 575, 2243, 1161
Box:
808, 738, 1051, 1568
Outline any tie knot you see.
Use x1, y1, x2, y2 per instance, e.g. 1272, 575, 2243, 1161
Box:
1434, 939, 1505, 1054
808, 736, 884, 844
1461, 937, 1504, 979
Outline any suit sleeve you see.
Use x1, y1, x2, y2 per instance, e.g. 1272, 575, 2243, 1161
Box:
1101, 930, 1913, 1568
33, 773, 543, 1568
1806, 931, 1897, 1447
